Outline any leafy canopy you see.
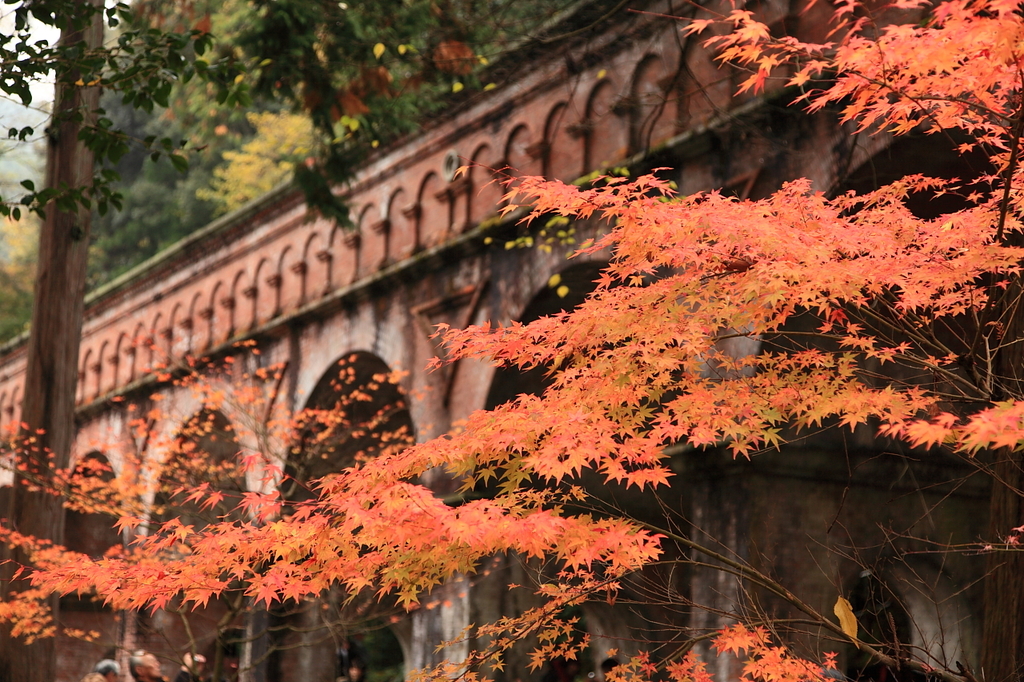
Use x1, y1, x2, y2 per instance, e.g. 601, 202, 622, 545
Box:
0, 0, 245, 222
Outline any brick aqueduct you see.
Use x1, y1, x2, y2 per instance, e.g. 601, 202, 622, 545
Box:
0, 1, 988, 681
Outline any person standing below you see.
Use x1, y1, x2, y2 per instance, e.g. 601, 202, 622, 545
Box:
93, 659, 121, 682
130, 651, 169, 682
346, 657, 368, 682
173, 653, 206, 682
335, 638, 367, 682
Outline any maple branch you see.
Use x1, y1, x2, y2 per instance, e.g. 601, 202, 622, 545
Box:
174, 607, 199, 668
847, 302, 985, 398
758, 324, 981, 403
639, 523, 970, 682
996, 95, 1024, 243
262, 360, 289, 427
849, 84, 1012, 129
536, 0, 636, 44
861, 297, 955, 359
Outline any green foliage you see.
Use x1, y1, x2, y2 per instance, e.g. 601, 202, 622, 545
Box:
196, 111, 314, 215
86, 0, 264, 283
362, 625, 406, 682
0, 214, 38, 342
237, 0, 580, 221
87, 89, 223, 284
0, 1, 245, 223
86, 0, 580, 280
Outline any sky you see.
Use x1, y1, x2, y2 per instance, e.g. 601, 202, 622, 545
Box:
0, 5, 60, 200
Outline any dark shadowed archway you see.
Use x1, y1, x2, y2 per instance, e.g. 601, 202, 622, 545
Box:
143, 411, 249, 682
153, 409, 244, 530
268, 351, 413, 682
485, 261, 607, 410
478, 259, 690, 678
60, 452, 124, 677
65, 451, 121, 557
283, 351, 414, 502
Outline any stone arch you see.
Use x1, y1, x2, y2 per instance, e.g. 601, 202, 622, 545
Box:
585, 78, 628, 171
675, 51, 697, 134
469, 143, 504, 226
284, 351, 414, 502
7, 384, 20, 428
357, 202, 383, 278
544, 101, 583, 182
130, 321, 147, 382
283, 238, 309, 313
843, 569, 918, 679
153, 408, 244, 531
629, 53, 677, 154
891, 560, 976, 670
252, 257, 277, 327
92, 340, 109, 400
417, 171, 449, 249
149, 311, 164, 373
65, 451, 121, 557
111, 332, 128, 393
240, 262, 260, 331
61, 450, 122, 623
330, 222, 358, 289
447, 150, 473, 234
472, 258, 609, 682
274, 244, 295, 317
328, 222, 345, 250
302, 230, 327, 301
477, 258, 667, 681
485, 260, 608, 410
505, 124, 542, 179
387, 188, 416, 262
830, 560, 976, 679
227, 268, 247, 337
78, 347, 92, 405
167, 301, 185, 359
271, 353, 414, 682
205, 280, 225, 349
185, 291, 204, 355
681, 46, 731, 127
0, 388, 13, 433
842, 133, 992, 218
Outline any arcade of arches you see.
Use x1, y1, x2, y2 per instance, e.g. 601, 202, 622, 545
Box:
0, 0, 990, 680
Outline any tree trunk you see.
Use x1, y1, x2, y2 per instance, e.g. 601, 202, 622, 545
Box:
980, 448, 1024, 682
981, 266, 1024, 679
0, 3, 103, 681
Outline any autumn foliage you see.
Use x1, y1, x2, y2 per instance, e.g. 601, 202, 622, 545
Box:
6, 0, 1024, 679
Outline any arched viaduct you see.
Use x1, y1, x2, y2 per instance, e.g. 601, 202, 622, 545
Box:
0, 1, 989, 681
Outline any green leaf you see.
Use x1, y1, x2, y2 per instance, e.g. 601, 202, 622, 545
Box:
169, 153, 189, 174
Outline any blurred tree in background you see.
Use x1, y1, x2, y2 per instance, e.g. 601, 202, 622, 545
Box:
85, 0, 580, 289
1, 0, 583, 337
